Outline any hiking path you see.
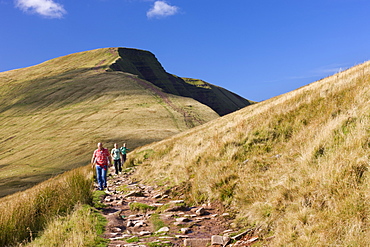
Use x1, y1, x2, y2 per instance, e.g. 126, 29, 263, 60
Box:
97, 167, 265, 247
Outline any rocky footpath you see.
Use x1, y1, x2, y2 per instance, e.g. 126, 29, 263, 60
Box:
96, 168, 267, 247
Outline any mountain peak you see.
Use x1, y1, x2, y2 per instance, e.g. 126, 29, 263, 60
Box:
109, 47, 254, 116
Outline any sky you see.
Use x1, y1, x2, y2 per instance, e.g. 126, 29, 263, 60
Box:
0, 0, 369, 102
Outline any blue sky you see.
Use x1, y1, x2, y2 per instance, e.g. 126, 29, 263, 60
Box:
0, 0, 369, 101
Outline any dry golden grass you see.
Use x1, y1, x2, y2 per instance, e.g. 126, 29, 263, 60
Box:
0, 166, 93, 246
129, 61, 370, 245
0, 48, 219, 197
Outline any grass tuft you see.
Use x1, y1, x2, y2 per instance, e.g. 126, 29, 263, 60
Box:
149, 213, 167, 232
129, 202, 156, 213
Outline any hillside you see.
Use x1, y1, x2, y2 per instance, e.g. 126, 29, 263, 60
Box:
128, 61, 370, 245
0, 47, 252, 197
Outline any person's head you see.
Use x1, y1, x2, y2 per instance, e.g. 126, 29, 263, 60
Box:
114, 143, 118, 148
97, 142, 103, 150
123, 143, 126, 147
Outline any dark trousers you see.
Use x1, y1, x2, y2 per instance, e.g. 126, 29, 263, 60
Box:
113, 159, 122, 174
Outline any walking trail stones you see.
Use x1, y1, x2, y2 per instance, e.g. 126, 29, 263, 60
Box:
97, 167, 264, 246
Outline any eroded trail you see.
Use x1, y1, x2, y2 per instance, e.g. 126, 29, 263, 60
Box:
97, 168, 262, 247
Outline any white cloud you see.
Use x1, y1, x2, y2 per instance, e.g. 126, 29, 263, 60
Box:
15, 0, 66, 18
147, 0, 178, 18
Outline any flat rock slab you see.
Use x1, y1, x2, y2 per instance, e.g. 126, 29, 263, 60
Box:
184, 238, 211, 247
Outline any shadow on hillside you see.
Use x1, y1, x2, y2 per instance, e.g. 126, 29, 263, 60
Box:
0, 171, 71, 198
0, 160, 90, 198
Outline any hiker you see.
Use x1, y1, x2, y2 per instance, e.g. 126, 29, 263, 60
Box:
111, 143, 122, 175
91, 142, 111, 190
120, 143, 130, 165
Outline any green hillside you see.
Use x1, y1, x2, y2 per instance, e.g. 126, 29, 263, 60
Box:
0, 47, 252, 197
128, 61, 370, 245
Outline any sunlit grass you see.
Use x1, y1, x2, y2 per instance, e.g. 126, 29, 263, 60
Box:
129, 61, 370, 245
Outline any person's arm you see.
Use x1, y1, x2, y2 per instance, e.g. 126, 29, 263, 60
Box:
108, 156, 112, 167
106, 149, 112, 167
91, 151, 95, 164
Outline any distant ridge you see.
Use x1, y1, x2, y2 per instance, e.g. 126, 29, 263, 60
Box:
109, 48, 254, 116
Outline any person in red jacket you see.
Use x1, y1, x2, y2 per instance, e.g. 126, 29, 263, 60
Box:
91, 142, 111, 190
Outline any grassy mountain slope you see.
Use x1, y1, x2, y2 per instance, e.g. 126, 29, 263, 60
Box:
128, 61, 370, 245
0, 47, 225, 197
109, 48, 254, 116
